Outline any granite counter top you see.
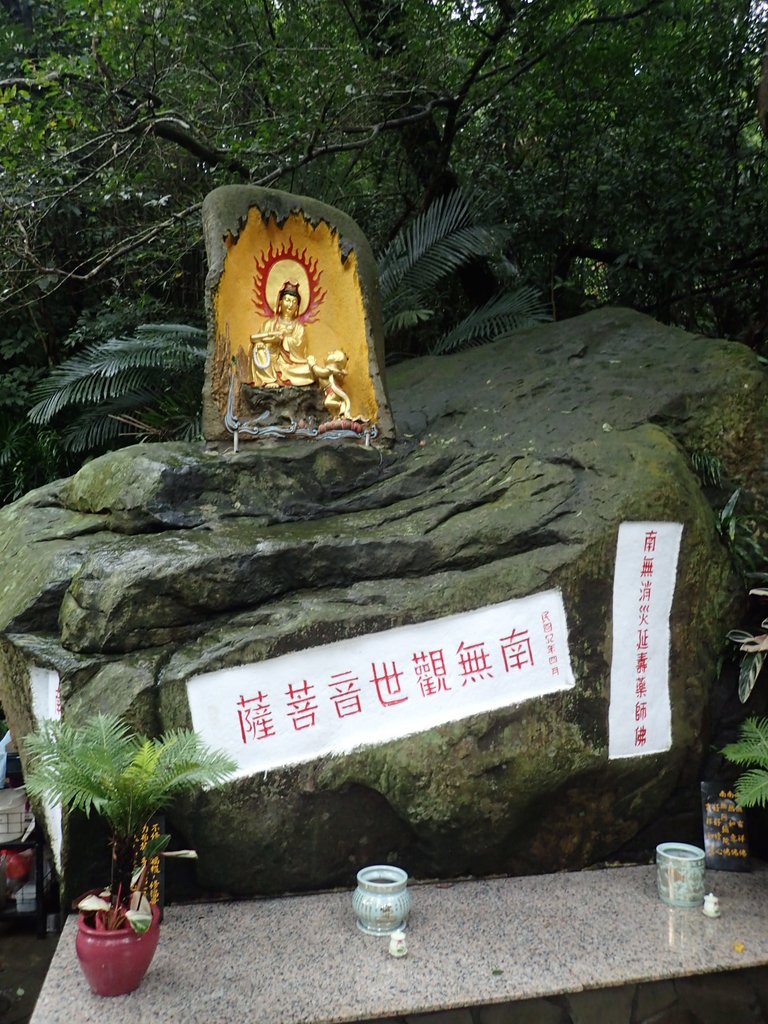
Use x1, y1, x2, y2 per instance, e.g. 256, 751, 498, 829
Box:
30, 865, 768, 1024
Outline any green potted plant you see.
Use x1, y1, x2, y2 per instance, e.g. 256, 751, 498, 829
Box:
23, 713, 236, 996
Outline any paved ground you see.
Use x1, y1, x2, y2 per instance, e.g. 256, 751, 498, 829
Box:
0, 922, 58, 1024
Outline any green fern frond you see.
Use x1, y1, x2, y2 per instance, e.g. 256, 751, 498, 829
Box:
23, 713, 236, 843
377, 190, 544, 360
25, 323, 205, 459
24, 715, 138, 819
722, 717, 768, 769
431, 287, 550, 355
734, 768, 768, 808
378, 191, 510, 306
150, 729, 239, 792
387, 226, 507, 300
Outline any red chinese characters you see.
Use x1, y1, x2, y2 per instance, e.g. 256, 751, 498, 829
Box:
539, 611, 559, 676
500, 629, 534, 673
412, 649, 450, 697
237, 691, 276, 743
457, 641, 494, 685
328, 671, 363, 719
632, 529, 658, 749
370, 661, 408, 706
233, 606, 562, 745
285, 679, 318, 731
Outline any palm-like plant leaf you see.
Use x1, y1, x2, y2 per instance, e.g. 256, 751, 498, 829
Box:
23, 713, 236, 843
28, 325, 205, 425
26, 325, 206, 454
383, 307, 435, 334
378, 192, 511, 324
377, 190, 546, 352
722, 717, 768, 769
733, 769, 768, 808
24, 716, 139, 820
57, 390, 160, 452
431, 287, 550, 355
378, 190, 476, 299
383, 226, 508, 306
721, 717, 768, 808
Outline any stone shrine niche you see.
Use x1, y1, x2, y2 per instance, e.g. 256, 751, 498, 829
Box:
201, 185, 395, 445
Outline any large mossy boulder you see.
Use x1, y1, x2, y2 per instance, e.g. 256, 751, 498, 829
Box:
1, 308, 765, 897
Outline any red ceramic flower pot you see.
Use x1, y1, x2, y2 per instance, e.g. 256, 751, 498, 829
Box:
75, 905, 161, 997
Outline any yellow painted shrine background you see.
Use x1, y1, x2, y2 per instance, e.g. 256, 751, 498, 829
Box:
215, 209, 378, 422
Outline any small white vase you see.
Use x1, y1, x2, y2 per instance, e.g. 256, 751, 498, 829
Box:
352, 865, 411, 935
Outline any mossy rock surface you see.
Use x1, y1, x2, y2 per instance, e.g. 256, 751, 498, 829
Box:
0, 308, 762, 897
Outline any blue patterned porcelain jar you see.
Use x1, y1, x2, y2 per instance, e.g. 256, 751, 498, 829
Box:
656, 842, 706, 907
352, 865, 411, 934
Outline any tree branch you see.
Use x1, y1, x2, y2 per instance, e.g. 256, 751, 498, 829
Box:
0, 71, 62, 89
146, 117, 252, 179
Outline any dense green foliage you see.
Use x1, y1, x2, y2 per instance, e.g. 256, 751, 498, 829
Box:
1, 0, 766, 495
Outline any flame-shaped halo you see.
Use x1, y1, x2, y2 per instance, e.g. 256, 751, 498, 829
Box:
252, 239, 326, 323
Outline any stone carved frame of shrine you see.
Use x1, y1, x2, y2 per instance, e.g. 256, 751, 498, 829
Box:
201, 185, 395, 445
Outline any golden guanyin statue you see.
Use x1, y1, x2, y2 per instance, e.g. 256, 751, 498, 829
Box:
249, 282, 315, 388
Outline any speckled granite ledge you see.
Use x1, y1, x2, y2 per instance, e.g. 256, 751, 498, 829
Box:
30, 865, 768, 1024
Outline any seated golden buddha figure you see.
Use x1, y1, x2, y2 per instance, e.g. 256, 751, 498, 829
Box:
249, 282, 315, 388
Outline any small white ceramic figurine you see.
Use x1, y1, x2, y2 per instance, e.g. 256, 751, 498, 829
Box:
702, 892, 721, 918
388, 928, 407, 957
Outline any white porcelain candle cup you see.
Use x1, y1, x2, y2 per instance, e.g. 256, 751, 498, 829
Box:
656, 842, 706, 908
352, 865, 411, 935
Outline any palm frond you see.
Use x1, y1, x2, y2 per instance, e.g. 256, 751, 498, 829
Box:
57, 391, 160, 452
378, 190, 474, 299
149, 729, 241, 795
24, 324, 205, 460
28, 327, 206, 425
378, 191, 511, 309
383, 225, 508, 306
383, 307, 435, 334
376, 190, 546, 360
431, 287, 551, 355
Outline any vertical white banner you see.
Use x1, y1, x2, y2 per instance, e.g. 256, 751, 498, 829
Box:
29, 666, 63, 871
608, 522, 683, 759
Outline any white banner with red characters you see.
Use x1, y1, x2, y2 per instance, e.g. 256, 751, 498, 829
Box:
608, 522, 683, 759
29, 666, 63, 871
186, 589, 574, 778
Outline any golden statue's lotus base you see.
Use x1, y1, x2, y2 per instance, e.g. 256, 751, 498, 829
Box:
240, 383, 326, 424
226, 375, 375, 445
